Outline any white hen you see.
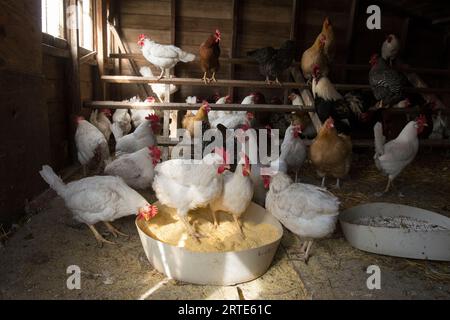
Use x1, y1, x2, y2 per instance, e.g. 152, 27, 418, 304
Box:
374, 115, 427, 193
138, 34, 195, 79
266, 172, 339, 261
75, 117, 110, 175
112, 109, 132, 136
279, 124, 307, 182
210, 153, 253, 237
112, 114, 160, 156
104, 146, 161, 190
39, 165, 158, 246
89, 109, 112, 141
130, 97, 161, 127
140, 66, 178, 102
210, 95, 254, 129
152, 150, 230, 240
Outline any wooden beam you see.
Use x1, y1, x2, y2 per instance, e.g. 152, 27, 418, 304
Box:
432, 16, 450, 25
79, 51, 97, 64
228, 0, 239, 98
84, 101, 315, 112
108, 22, 150, 98
100, 75, 450, 94
157, 137, 450, 148
42, 44, 70, 58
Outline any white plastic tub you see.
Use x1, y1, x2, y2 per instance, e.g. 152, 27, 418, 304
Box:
339, 202, 450, 261
136, 201, 283, 285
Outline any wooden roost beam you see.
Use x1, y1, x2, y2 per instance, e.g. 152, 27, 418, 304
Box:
100, 75, 450, 94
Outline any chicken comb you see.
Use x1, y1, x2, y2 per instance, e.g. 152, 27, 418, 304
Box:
202, 101, 211, 112
240, 123, 251, 132
416, 114, 427, 124
145, 114, 160, 123
240, 152, 250, 167
313, 64, 321, 75
214, 147, 230, 164
138, 34, 146, 40
262, 175, 271, 189
138, 204, 159, 221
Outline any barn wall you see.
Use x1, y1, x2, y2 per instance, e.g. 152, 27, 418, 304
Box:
115, 0, 449, 105
0, 0, 50, 223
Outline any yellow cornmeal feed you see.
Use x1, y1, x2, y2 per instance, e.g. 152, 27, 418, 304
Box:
140, 205, 280, 252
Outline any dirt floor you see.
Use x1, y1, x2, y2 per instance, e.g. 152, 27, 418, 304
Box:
0, 150, 449, 300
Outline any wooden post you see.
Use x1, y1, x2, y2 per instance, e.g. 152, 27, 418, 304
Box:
286, 0, 300, 104
108, 22, 150, 98
400, 17, 410, 59
228, 0, 239, 99
95, 0, 107, 99
65, 0, 82, 162
343, 0, 358, 82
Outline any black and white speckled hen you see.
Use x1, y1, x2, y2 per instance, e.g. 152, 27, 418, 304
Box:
247, 40, 297, 84
368, 53, 405, 108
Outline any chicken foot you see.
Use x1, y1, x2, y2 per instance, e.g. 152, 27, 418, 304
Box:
103, 222, 128, 238
298, 240, 313, 263
87, 224, 116, 247
208, 72, 217, 83
202, 72, 210, 84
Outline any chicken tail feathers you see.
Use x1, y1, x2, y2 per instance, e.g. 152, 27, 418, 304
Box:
374, 122, 385, 156
179, 51, 196, 63
39, 165, 66, 196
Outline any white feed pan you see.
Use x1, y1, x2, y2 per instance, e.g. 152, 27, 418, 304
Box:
136, 201, 283, 285
339, 202, 450, 261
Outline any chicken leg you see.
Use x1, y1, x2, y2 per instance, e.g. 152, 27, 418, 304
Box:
211, 211, 219, 229
321, 176, 326, 188
202, 72, 209, 84
157, 68, 165, 80
233, 216, 245, 239
180, 215, 203, 242
274, 77, 282, 86
87, 224, 115, 247
103, 222, 128, 238
298, 240, 313, 262
334, 178, 341, 189
384, 176, 394, 193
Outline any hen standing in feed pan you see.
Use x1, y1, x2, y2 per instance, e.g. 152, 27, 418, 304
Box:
137, 146, 284, 285
340, 203, 450, 261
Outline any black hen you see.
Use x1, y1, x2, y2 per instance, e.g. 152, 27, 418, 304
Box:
247, 40, 296, 84
368, 54, 405, 107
